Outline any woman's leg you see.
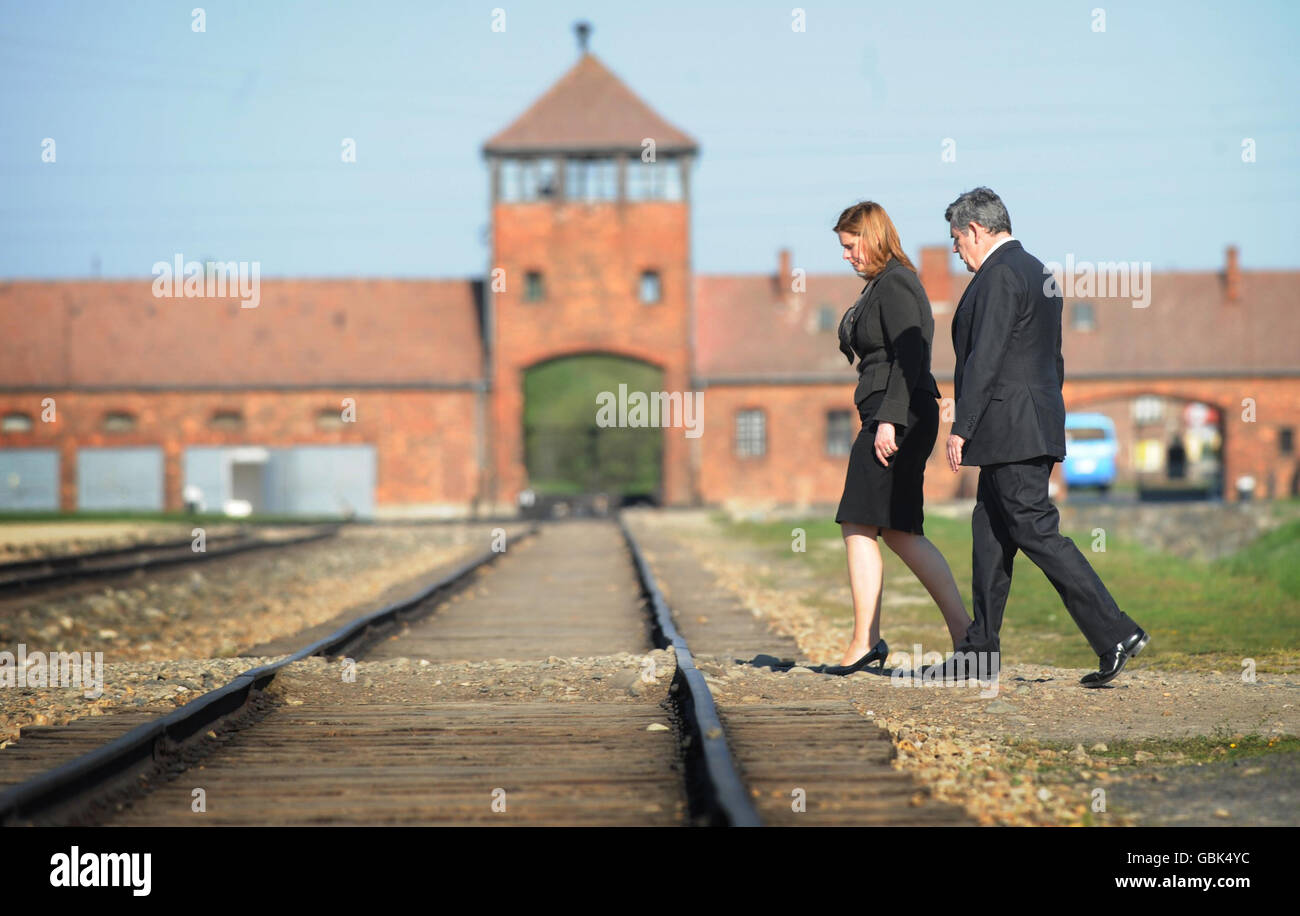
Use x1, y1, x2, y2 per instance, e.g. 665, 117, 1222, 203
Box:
880, 528, 972, 649
839, 521, 884, 665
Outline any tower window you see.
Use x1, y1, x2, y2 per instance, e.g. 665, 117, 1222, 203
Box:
565, 157, 618, 202
639, 270, 661, 304
1281, 427, 1295, 456
735, 409, 766, 457
524, 271, 546, 302
1071, 302, 1096, 331
534, 158, 558, 198
818, 305, 835, 332
499, 157, 559, 202
626, 157, 683, 201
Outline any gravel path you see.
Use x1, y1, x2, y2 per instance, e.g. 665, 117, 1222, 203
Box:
625, 508, 1300, 826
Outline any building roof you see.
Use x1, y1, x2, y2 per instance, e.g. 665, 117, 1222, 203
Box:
3, 262, 1294, 393
692, 273, 871, 382
0, 279, 484, 389
482, 53, 697, 155
1050, 271, 1300, 378
693, 259, 1300, 383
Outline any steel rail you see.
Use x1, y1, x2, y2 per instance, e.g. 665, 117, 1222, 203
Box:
0, 525, 341, 594
618, 513, 762, 827
0, 530, 253, 575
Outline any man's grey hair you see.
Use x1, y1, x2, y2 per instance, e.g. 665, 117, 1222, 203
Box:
945, 187, 1012, 236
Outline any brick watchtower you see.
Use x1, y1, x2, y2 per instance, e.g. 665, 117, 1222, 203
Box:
481, 25, 699, 510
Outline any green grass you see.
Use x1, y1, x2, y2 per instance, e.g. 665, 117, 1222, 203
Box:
1023, 733, 1300, 770
1219, 519, 1300, 598
714, 511, 1300, 672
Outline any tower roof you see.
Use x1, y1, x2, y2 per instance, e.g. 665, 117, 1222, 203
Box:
482, 53, 697, 156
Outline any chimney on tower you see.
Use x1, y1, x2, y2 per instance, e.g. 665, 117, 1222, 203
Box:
1224, 245, 1240, 302
920, 245, 953, 312
574, 21, 591, 55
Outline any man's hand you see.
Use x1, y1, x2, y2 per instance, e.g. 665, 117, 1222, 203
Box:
946, 434, 965, 473
874, 422, 898, 466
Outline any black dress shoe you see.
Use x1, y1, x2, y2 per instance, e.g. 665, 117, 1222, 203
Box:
922, 649, 999, 682
824, 639, 889, 676
1081, 628, 1149, 688
921, 654, 966, 681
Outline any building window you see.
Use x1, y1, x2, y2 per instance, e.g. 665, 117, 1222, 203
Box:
524, 270, 545, 302
826, 410, 853, 455
210, 410, 244, 431
1281, 427, 1295, 456
1071, 302, 1096, 331
565, 156, 618, 202
1133, 395, 1163, 425
818, 305, 835, 332
102, 411, 136, 432
639, 270, 661, 304
1, 412, 33, 432
626, 157, 683, 201
735, 409, 766, 457
316, 408, 345, 430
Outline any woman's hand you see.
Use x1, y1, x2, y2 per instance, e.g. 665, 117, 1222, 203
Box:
874, 421, 898, 466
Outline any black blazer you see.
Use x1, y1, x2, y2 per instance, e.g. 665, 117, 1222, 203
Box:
951, 239, 1067, 466
838, 257, 941, 429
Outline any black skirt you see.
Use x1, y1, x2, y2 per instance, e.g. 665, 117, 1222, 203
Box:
834, 389, 939, 534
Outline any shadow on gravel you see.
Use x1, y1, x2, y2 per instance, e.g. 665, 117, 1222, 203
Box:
1108, 750, 1300, 826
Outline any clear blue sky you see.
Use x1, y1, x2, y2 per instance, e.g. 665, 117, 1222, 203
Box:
2, 0, 1297, 279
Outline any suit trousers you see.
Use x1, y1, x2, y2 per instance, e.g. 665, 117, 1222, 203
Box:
959, 456, 1138, 657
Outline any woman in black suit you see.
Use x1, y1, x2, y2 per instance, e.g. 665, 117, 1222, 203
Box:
825, 201, 971, 675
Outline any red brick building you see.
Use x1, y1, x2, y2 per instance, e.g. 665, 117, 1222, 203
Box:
2, 52, 1298, 515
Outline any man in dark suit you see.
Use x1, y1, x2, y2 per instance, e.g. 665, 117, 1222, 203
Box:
938, 187, 1148, 687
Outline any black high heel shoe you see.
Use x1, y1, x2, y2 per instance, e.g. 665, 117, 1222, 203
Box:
823, 638, 889, 676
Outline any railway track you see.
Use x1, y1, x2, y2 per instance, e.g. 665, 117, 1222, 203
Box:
0, 525, 342, 594
0, 515, 972, 827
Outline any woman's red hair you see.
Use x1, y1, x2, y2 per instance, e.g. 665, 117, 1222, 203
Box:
833, 201, 916, 277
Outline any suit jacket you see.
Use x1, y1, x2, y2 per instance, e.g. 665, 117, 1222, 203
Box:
951, 239, 1067, 466
838, 257, 942, 429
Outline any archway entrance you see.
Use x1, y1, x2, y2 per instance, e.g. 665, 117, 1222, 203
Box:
1068, 392, 1225, 500
522, 354, 664, 508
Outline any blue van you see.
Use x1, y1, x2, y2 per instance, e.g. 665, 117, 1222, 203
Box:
1063, 413, 1119, 492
